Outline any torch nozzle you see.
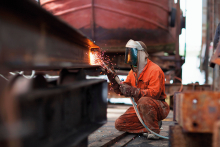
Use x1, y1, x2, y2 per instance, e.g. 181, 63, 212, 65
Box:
90, 48, 121, 85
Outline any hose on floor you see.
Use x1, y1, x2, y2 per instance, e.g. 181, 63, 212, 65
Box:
130, 97, 169, 139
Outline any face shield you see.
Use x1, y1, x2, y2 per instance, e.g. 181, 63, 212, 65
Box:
125, 47, 138, 66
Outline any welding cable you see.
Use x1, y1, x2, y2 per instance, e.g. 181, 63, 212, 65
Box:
130, 97, 169, 139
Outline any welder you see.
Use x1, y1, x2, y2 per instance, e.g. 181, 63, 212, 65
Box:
106, 39, 170, 139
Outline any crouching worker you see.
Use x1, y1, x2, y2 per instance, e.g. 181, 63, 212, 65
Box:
106, 39, 170, 139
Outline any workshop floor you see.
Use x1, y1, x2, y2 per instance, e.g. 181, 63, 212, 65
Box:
88, 104, 174, 147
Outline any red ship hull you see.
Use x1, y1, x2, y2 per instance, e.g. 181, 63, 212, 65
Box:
41, 0, 177, 53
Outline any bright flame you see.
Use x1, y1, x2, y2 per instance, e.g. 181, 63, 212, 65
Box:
89, 48, 112, 73
90, 50, 102, 65
90, 52, 97, 65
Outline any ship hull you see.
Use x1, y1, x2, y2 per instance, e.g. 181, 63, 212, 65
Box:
41, 0, 176, 53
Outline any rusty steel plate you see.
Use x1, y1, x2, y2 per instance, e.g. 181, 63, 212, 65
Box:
169, 125, 213, 147
174, 91, 220, 133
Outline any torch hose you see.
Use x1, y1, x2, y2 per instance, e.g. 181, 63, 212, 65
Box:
103, 62, 169, 139
130, 97, 169, 139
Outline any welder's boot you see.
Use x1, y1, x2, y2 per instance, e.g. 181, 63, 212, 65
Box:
143, 121, 162, 139
143, 133, 148, 137
147, 121, 162, 139
147, 133, 160, 140
143, 133, 160, 140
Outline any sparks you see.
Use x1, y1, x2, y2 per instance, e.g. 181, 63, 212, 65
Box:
90, 48, 116, 75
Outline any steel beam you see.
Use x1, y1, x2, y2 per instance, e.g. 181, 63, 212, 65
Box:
0, 73, 107, 147
165, 83, 211, 95
169, 125, 212, 147
173, 92, 220, 133
0, 0, 99, 72
213, 121, 220, 147
210, 43, 220, 67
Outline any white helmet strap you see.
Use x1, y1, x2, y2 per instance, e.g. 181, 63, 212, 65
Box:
125, 39, 144, 51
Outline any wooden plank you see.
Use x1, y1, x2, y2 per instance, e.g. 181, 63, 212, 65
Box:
111, 134, 137, 147
88, 131, 127, 147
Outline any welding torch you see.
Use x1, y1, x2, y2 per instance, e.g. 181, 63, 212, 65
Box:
90, 48, 121, 84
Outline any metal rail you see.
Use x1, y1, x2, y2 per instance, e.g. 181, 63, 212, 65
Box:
0, 72, 107, 147
0, 1, 108, 147
0, 0, 99, 72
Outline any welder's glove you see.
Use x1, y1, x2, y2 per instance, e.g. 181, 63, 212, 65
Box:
119, 84, 141, 100
105, 69, 122, 94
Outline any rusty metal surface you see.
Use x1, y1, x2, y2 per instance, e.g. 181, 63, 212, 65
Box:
173, 92, 180, 121
165, 83, 211, 96
210, 43, 220, 67
201, 0, 220, 83
213, 121, 220, 147
0, 0, 99, 72
174, 91, 220, 133
174, 0, 182, 82
0, 71, 107, 147
169, 125, 213, 147
40, 0, 179, 53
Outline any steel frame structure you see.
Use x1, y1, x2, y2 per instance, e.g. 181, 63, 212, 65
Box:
0, 1, 107, 147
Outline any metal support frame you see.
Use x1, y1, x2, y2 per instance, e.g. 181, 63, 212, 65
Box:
0, 0, 99, 73
0, 1, 107, 147
173, 91, 220, 133
170, 91, 220, 147
0, 70, 107, 147
174, 0, 182, 83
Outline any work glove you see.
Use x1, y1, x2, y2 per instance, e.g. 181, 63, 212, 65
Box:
105, 68, 122, 94
119, 84, 141, 100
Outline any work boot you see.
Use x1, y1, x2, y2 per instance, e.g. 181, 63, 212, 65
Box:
147, 133, 160, 140
143, 133, 160, 140
143, 133, 148, 137
143, 121, 162, 139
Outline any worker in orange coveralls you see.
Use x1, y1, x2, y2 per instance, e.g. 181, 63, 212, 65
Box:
106, 39, 170, 139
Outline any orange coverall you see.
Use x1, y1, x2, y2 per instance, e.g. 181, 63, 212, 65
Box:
115, 59, 170, 134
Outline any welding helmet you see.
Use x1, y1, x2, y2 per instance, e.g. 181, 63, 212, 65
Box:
125, 39, 148, 66
125, 47, 138, 66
